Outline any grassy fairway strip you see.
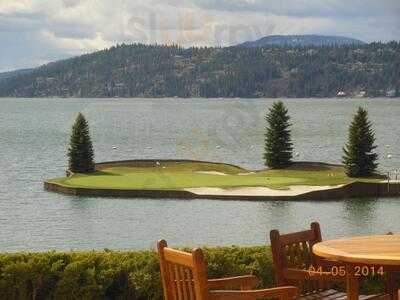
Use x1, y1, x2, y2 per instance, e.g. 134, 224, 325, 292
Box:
48, 161, 384, 191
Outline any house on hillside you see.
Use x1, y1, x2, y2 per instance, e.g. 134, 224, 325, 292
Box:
386, 90, 396, 97
337, 91, 346, 97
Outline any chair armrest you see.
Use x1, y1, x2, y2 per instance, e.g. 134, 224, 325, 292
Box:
208, 275, 260, 290
209, 286, 299, 300
283, 268, 345, 282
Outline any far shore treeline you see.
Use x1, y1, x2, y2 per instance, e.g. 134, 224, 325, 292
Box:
0, 42, 399, 98
70, 102, 378, 178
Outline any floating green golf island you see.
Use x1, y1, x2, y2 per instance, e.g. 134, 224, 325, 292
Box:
44, 160, 397, 200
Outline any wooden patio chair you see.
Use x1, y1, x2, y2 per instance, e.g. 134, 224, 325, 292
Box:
157, 239, 299, 300
270, 222, 389, 300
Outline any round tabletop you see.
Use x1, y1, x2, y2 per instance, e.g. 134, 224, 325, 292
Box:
313, 235, 400, 266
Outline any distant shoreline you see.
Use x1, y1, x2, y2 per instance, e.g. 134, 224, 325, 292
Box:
1, 96, 399, 100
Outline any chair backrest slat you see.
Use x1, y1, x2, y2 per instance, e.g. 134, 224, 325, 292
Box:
178, 265, 189, 300
185, 268, 195, 300
168, 263, 178, 300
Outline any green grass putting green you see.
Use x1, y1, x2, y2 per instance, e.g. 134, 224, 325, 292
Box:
47, 161, 385, 191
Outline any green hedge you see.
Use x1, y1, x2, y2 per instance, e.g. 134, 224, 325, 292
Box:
0, 246, 386, 300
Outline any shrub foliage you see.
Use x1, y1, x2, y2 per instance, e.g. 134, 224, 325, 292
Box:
68, 113, 95, 173
343, 107, 378, 177
0, 246, 385, 299
264, 101, 293, 168
0, 247, 272, 300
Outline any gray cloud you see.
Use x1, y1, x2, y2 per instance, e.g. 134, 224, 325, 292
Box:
191, 0, 400, 18
62, 0, 82, 8
0, 0, 399, 72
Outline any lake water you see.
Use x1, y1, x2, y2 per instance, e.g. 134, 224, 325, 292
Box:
1, 97, 400, 252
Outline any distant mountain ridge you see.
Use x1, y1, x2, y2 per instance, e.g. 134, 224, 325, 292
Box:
237, 35, 365, 47
0, 68, 33, 81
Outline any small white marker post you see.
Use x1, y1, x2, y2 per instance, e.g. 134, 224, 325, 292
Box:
387, 171, 390, 193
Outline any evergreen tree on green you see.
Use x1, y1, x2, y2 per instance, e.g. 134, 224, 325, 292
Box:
68, 113, 95, 173
264, 101, 293, 168
343, 107, 378, 177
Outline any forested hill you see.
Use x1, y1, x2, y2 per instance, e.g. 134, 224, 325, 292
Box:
0, 42, 399, 98
0, 68, 33, 80
237, 35, 365, 47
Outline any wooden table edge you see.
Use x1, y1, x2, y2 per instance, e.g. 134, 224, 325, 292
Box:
312, 236, 400, 266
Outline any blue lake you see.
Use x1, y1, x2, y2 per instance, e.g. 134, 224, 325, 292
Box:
1, 97, 399, 252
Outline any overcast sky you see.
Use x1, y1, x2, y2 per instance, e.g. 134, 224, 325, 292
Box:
0, 0, 399, 72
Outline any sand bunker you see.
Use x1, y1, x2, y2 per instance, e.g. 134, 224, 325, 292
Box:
196, 171, 227, 176
185, 184, 344, 197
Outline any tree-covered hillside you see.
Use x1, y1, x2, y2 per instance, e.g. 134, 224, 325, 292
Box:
0, 68, 33, 80
237, 35, 365, 47
0, 42, 399, 98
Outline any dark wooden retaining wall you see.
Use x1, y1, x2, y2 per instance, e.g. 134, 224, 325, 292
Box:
44, 181, 400, 201
44, 181, 197, 198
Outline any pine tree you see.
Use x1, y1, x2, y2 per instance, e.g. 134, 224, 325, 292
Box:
343, 107, 378, 177
68, 113, 95, 173
264, 101, 293, 168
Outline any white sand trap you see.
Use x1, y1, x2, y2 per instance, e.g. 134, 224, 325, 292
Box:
185, 184, 344, 197
196, 171, 227, 176
238, 172, 255, 176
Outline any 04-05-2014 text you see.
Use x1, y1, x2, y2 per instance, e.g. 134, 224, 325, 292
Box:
308, 265, 384, 277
